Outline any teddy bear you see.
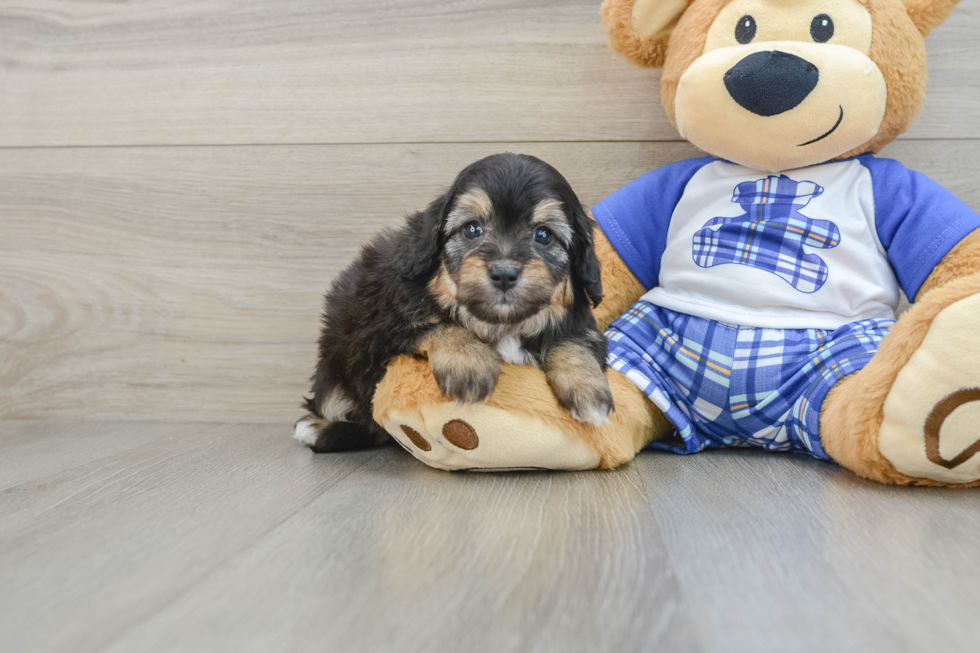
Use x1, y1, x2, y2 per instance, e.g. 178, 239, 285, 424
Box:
370, 0, 980, 487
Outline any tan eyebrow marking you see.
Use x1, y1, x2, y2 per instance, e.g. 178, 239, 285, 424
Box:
445, 187, 494, 234
455, 187, 493, 217
531, 199, 565, 224
531, 199, 572, 244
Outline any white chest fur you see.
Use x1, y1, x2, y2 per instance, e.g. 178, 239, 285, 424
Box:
496, 337, 534, 365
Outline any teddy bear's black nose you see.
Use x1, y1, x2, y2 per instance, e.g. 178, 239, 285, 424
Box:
724, 51, 819, 117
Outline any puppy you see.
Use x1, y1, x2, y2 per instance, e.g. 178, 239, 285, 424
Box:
294, 153, 613, 453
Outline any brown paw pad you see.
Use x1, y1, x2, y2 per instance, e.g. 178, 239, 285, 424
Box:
925, 388, 980, 469
400, 425, 431, 452
442, 419, 479, 450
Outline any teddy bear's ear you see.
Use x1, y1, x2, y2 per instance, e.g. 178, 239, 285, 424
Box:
601, 0, 693, 69
904, 0, 961, 37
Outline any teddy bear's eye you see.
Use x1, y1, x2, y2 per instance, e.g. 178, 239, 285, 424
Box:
735, 15, 757, 44
810, 14, 834, 42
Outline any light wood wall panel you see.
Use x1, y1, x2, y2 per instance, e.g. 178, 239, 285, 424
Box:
0, 0, 976, 147
1, 140, 977, 423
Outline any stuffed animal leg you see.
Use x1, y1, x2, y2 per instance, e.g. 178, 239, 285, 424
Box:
373, 355, 667, 471
821, 230, 980, 487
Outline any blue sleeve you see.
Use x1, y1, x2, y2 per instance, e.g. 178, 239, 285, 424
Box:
592, 157, 714, 289
861, 155, 980, 300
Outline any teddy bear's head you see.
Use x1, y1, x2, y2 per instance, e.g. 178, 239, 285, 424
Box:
602, 0, 960, 171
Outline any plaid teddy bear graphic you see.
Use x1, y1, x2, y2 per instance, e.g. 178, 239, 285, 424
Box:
692, 175, 841, 293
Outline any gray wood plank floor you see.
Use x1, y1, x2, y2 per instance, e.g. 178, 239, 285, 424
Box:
1, 421, 978, 653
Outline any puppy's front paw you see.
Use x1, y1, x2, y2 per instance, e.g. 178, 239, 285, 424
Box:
556, 382, 615, 427
430, 348, 501, 404
546, 342, 614, 427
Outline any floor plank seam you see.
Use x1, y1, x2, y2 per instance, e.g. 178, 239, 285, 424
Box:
630, 463, 705, 652
75, 448, 382, 652
0, 136, 974, 151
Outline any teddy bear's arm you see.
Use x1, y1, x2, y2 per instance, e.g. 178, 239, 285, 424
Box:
589, 215, 647, 331
915, 228, 980, 300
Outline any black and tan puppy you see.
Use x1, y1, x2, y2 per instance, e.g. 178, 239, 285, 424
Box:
294, 153, 613, 453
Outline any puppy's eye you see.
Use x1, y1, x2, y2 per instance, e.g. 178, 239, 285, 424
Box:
810, 14, 834, 43
533, 226, 553, 246
463, 221, 483, 239
735, 15, 756, 44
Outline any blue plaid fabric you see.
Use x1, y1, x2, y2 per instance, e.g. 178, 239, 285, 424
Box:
692, 174, 841, 293
606, 302, 894, 460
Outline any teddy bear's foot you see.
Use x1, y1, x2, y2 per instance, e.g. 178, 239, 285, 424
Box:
373, 355, 669, 472
879, 289, 980, 485
822, 274, 980, 486
387, 405, 602, 472
374, 356, 600, 470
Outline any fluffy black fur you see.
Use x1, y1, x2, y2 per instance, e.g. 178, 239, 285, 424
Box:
296, 153, 609, 453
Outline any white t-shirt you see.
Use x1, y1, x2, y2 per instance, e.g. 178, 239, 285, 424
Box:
593, 156, 980, 330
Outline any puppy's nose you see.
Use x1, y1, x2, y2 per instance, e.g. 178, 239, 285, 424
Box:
724, 51, 819, 117
488, 262, 521, 292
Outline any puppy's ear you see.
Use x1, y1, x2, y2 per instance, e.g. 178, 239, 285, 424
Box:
397, 192, 449, 279
567, 195, 604, 308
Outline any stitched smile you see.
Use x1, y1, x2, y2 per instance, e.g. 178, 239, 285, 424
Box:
798, 106, 844, 146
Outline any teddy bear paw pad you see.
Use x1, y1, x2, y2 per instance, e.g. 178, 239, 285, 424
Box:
879, 293, 980, 484
441, 420, 479, 450
387, 418, 484, 470
399, 425, 431, 452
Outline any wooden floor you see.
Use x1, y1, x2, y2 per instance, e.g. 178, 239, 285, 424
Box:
1, 421, 978, 653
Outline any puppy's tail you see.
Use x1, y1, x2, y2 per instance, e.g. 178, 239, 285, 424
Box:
293, 397, 384, 453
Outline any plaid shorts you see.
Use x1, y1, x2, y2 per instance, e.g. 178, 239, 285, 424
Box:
606, 302, 894, 460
